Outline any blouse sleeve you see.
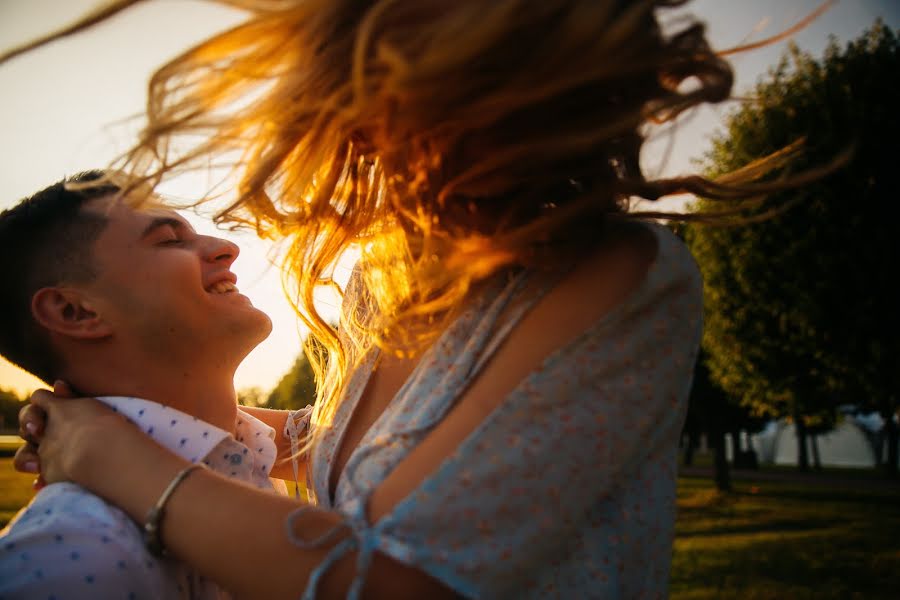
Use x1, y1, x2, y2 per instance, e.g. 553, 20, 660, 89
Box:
366, 242, 703, 597
284, 406, 314, 498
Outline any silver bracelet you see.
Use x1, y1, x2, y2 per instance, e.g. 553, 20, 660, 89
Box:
143, 463, 206, 557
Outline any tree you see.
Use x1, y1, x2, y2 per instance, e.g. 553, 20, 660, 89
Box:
264, 353, 318, 411
236, 387, 268, 408
682, 348, 768, 491
686, 23, 900, 474
261, 334, 330, 411
686, 350, 732, 491
0, 388, 25, 433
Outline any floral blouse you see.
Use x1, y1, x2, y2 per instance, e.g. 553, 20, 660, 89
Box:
288, 221, 702, 599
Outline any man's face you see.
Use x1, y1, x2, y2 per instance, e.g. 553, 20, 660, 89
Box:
79, 195, 272, 366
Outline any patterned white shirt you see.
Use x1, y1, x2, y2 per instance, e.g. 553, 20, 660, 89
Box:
0, 397, 281, 600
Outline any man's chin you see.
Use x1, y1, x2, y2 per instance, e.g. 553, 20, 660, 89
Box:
217, 306, 273, 351
241, 308, 274, 347
255, 311, 274, 342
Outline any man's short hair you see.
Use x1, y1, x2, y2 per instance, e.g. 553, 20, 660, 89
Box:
0, 171, 119, 383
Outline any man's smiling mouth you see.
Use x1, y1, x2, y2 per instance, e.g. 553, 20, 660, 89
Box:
207, 281, 239, 294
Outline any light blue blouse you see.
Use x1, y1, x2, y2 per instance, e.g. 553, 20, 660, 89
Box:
290, 221, 702, 598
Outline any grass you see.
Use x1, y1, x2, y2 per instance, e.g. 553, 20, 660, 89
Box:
0, 434, 25, 457
2, 457, 899, 597
0, 457, 37, 528
672, 477, 900, 599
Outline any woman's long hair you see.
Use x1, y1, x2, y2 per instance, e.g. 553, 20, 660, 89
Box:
0, 0, 840, 446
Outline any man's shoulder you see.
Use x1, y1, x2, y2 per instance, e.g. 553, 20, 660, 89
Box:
5, 482, 138, 535
0, 483, 176, 599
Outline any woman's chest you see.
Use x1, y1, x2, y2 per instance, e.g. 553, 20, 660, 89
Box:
327, 355, 418, 502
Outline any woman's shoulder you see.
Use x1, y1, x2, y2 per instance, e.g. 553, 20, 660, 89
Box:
571, 219, 700, 315
519, 220, 701, 359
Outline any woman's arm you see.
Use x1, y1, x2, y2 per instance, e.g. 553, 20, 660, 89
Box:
239, 405, 307, 481
28, 393, 458, 600
16, 402, 307, 485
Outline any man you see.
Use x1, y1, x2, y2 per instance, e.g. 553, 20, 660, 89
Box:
0, 171, 288, 599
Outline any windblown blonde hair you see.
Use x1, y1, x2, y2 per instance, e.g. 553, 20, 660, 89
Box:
0, 0, 842, 444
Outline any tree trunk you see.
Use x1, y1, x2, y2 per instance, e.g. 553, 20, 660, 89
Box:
710, 414, 731, 492
683, 430, 698, 467
882, 409, 898, 478
745, 435, 759, 470
713, 432, 731, 491
811, 434, 822, 470
794, 410, 809, 472
730, 429, 741, 468
869, 431, 883, 468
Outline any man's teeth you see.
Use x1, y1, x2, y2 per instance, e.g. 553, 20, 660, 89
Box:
209, 281, 238, 294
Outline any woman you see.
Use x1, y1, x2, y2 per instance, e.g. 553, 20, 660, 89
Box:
11, 0, 787, 597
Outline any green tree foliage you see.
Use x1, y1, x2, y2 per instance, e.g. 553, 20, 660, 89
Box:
265, 352, 318, 411
259, 335, 329, 411
672, 224, 764, 487
236, 387, 267, 408
686, 23, 900, 472
0, 388, 25, 432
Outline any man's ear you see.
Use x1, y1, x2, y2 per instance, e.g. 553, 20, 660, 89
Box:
31, 287, 112, 340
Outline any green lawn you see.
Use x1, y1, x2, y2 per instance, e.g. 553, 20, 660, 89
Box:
2, 458, 899, 597
0, 457, 37, 528
672, 477, 900, 599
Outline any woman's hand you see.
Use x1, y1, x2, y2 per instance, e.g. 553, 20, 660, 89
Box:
14, 401, 45, 480
14, 420, 45, 489
16, 381, 136, 486
13, 381, 74, 486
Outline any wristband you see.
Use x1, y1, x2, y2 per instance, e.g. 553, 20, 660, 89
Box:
143, 463, 206, 557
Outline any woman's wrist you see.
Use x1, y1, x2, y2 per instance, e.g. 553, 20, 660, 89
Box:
74, 416, 190, 521
62, 410, 137, 486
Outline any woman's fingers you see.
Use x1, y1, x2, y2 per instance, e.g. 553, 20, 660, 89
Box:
28, 388, 62, 411
13, 441, 40, 473
53, 380, 76, 398
14, 442, 46, 489
18, 381, 73, 444
18, 402, 46, 444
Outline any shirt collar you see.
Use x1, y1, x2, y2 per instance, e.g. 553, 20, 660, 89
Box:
95, 396, 276, 468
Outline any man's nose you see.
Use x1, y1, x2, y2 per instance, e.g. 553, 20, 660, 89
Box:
201, 235, 240, 265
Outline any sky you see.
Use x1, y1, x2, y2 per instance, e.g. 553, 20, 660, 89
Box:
0, 0, 897, 397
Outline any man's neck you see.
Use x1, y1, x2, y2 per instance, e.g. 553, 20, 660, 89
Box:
66, 365, 239, 434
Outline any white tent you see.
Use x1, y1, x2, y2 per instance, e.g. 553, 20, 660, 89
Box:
750, 414, 895, 468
